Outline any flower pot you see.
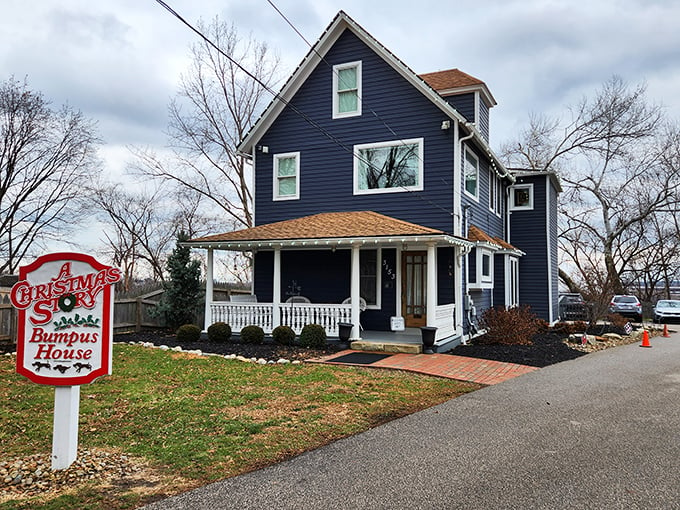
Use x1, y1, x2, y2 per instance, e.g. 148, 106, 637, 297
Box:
338, 322, 353, 346
420, 326, 437, 354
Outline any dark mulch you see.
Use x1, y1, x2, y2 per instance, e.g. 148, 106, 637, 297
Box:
450, 331, 587, 368
112, 330, 345, 363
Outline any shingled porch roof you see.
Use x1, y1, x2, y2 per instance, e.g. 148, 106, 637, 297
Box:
468, 225, 524, 255
185, 211, 472, 251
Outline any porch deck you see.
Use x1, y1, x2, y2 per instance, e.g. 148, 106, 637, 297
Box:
351, 328, 463, 354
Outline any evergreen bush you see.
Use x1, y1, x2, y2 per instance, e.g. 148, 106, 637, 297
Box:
272, 325, 296, 345
299, 324, 326, 348
176, 324, 201, 342
240, 325, 264, 344
207, 322, 232, 343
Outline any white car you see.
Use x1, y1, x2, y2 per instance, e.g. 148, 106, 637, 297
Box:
653, 299, 680, 324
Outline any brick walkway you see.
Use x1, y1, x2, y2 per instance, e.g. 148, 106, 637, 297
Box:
309, 350, 539, 385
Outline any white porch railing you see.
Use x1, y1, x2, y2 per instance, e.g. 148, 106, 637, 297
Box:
434, 303, 456, 341
209, 302, 351, 337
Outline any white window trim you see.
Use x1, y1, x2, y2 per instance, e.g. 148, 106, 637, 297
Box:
273, 151, 300, 201
333, 61, 362, 119
505, 255, 520, 308
353, 138, 424, 195
463, 146, 479, 201
510, 183, 534, 211
488, 170, 502, 217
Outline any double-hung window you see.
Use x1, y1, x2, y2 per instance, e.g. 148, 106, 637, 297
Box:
333, 61, 361, 118
489, 170, 502, 216
464, 147, 479, 199
354, 138, 423, 195
273, 152, 300, 201
360, 249, 380, 307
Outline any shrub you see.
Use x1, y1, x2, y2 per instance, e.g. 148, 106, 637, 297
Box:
272, 325, 296, 345
240, 325, 265, 344
176, 324, 201, 343
478, 305, 540, 345
207, 322, 232, 343
299, 324, 327, 348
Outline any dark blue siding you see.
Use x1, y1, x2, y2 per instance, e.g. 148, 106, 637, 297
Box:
437, 247, 455, 305
254, 30, 456, 234
462, 143, 504, 239
445, 93, 475, 123
510, 175, 550, 320
479, 100, 490, 142
493, 255, 505, 306
549, 182, 559, 321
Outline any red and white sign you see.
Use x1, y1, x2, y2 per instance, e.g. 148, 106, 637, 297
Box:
10, 253, 122, 386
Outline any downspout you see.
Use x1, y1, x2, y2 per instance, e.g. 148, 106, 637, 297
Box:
456, 122, 475, 340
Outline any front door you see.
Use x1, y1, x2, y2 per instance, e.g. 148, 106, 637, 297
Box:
402, 251, 427, 327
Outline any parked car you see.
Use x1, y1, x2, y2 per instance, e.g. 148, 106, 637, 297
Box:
653, 299, 680, 324
558, 293, 588, 321
609, 295, 643, 322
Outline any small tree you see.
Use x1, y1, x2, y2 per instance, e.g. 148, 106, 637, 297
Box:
155, 231, 203, 329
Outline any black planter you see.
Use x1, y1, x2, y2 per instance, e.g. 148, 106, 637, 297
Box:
338, 322, 353, 346
420, 326, 437, 354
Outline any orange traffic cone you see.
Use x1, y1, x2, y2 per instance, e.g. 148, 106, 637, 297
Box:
663, 324, 671, 338
640, 329, 652, 348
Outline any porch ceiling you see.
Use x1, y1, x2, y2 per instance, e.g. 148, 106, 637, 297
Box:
184, 211, 473, 251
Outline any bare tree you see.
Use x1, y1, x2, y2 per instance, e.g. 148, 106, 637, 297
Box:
0, 77, 100, 273
502, 77, 680, 300
133, 17, 280, 231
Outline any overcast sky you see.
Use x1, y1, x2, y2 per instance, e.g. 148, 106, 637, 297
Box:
2, 0, 679, 181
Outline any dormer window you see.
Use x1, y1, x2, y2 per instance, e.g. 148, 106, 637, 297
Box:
333, 61, 361, 118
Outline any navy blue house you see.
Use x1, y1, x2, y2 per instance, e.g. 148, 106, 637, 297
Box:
187, 11, 560, 351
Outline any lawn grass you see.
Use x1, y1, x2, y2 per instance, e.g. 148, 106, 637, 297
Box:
1, 344, 480, 509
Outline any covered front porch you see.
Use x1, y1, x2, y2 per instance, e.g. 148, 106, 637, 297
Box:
187, 211, 473, 352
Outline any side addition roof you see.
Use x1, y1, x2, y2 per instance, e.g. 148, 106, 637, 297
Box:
468, 225, 524, 256
419, 68, 497, 108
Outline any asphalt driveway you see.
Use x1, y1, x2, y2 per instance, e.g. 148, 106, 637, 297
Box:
144, 331, 680, 509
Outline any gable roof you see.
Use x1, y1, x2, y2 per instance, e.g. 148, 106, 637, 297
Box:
419, 69, 497, 107
468, 225, 523, 255
236, 10, 507, 178
186, 211, 472, 251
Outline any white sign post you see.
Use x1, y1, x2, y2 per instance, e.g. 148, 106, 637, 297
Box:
10, 253, 121, 470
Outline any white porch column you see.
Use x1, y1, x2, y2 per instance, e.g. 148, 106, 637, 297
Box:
350, 243, 361, 339
204, 248, 214, 331
455, 247, 465, 336
427, 242, 437, 327
273, 247, 281, 329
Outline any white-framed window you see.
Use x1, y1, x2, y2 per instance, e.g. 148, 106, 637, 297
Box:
464, 147, 479, 199
333, 61, 362, 118
468, 247, 494, 289
506, 256, 520, 307
354, 138, 424, 195
273, 152, 300, 201
360, 248, 381, 307
510, 183, 533, 211
489, 170, 502, 216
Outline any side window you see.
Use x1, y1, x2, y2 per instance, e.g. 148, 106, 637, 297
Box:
489, 170, 502, 216
464, 147, 479, 199
333, 61, 362, 118
510, 184, 533, 211
360, 249, 379, 306
273, 152, 300, 201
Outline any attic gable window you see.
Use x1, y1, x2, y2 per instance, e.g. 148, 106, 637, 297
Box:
333, 61, 362, 118
353, 138, 424, 195
464, 147, 479, 199
510, 183, 533, 211
273, 152, 300, 201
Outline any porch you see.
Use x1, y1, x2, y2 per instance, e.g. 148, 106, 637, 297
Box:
208, 300, 461, 352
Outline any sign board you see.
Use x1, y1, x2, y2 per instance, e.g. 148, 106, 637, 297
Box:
10, 253, 122, 386
390, 316, 405, 331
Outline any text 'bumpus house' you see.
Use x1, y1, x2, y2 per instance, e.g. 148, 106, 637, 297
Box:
186, 11, 560, 352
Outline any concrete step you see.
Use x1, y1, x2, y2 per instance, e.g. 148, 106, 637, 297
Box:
349, 340, 422, 354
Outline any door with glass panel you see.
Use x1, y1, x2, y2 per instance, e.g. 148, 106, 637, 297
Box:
402, 252, 427, 327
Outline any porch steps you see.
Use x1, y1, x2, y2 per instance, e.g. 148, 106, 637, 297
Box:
349, 340, 422, 354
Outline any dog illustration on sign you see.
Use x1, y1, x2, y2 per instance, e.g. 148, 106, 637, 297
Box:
32, 361, 51, 372
73, 362, 92, 373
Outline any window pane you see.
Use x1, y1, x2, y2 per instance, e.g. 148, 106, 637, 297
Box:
278, 176, 296, 196
482, 254, 490, 276
338, 90, 358, 113
277, 157, 296, 177
360, 250, 377, 305
465, 152, 477, 196
514, 188, 530, 207
358, 143, 419, 190
338, 67, 356, 91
